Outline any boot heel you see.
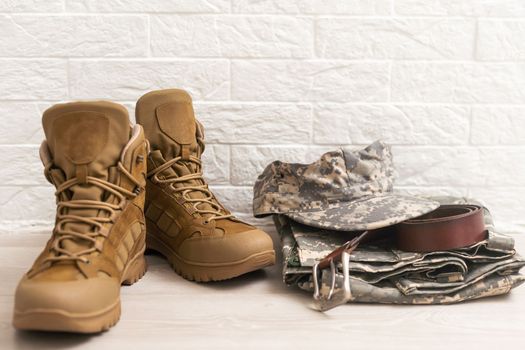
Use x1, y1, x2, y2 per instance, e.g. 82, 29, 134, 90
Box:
121, 254, 147, 285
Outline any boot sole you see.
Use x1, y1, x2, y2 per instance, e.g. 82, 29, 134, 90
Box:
12, 249, 147, 334
146, 233, 275, 282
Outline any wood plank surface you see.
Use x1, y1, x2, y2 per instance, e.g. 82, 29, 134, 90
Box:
1, 229, 524, 350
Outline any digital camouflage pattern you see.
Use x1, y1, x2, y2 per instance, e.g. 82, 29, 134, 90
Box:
311, 271, 525, 305
276, 196, 525, 306
253, 140, 439, 231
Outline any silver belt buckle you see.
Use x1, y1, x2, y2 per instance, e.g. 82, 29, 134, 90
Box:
311, 231, 368, 312
312, 250, 352, 312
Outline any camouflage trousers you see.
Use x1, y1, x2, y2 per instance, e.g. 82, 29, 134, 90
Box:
276, 196, 525, 308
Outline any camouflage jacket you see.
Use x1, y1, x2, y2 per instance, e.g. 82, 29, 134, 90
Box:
276, 196, 525, 310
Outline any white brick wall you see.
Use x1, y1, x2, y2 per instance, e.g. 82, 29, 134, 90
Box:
1, 0, 525, 234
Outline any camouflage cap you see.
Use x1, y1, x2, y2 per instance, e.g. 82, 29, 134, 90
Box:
253, 140, 439, 231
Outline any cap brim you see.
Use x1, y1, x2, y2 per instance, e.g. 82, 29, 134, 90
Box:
285, 194, 439, 231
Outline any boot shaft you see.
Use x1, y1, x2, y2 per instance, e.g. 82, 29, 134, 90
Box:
136, 89, 227, 219
31, 101, 148, 277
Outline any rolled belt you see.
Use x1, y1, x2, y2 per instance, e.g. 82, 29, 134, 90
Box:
313, 204, 487, 311
395, 204, 486, 252
318, 204, 486, 270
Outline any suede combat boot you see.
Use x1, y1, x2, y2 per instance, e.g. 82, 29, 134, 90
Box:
136, 89, 275, 281
13, 101, 149, 333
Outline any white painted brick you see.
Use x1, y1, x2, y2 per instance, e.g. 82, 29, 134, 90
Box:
232, 0, 392, 15
0, 59, 67, 100
308, 0, 392, 14
195, 103, 312, 144
395, 0, 525, 17
210, 186, 253, 214
0, 221, 54, 235
394, 146, 525, 187
201, 144, 230, 185
468, 187, 525, 229
230, 146, 308, 185
66, 0, 229, 13
0, 147, 44, 186
69, 60, 230, 100
391, 63, 525, 103
305, 146, 342, 163
313, 104, 470, 145
477, 20, 525, 61
0, 103, 46, 144
317, 19, 474, 60
471, 107, 525, 145
232, 0, 304, 13
151, 15, 313, 58
232, 60, 389, 102
0, 186, 55, 222
0, 0, 63, 12
0, 15, 147, 57
0, 1, 525, 231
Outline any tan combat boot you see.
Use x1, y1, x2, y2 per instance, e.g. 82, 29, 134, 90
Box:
13, 101, 149, 333
136, 89, 275, 281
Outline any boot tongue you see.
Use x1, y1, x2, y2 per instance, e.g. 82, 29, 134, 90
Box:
155, 101, 201, 163
42, 102, 131, 255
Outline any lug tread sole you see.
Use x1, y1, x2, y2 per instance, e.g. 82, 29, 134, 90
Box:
170, 251, 276, 282
146, 233, 275, 282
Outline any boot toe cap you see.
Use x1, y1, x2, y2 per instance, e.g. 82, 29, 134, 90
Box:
14, 276, 120, 315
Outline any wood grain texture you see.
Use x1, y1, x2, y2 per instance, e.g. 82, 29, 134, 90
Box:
1, 229, 524, 350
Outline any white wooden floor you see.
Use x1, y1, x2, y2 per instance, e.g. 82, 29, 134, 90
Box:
1, 228, 524, 350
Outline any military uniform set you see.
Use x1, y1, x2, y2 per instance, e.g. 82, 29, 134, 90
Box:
253, 141, 525, 311
11, 88, 524, 334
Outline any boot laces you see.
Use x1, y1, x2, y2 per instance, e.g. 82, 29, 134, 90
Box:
148, 156, 232, 222
44, 162, 141, 264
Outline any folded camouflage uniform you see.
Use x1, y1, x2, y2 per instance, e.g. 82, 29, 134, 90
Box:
276, 196, 525, 306
253, 141, 525, 310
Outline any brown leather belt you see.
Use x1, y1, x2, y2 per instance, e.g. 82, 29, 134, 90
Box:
396, 204, 486, 252
313, 204, 487, 310
318, 204, 486, 269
